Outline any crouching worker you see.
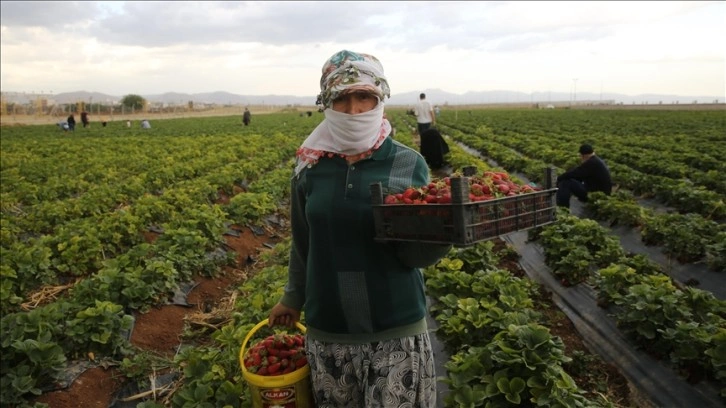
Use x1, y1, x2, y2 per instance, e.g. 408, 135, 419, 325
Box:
556, 143, 612, 209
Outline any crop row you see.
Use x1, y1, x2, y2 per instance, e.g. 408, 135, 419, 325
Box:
438, 111, 726, 220
427, 114, 725, 270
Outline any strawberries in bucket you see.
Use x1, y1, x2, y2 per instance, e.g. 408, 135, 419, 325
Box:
243, 333, 307, 376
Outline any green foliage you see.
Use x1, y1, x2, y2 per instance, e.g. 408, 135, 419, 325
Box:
120, 94, 147, 110
65, 300, 134, 357
455, 240, 501, 273
587, 190, 649, 227
641, 213, 722, 263
225, 192, 277, 225
536, 214, 624, 285
705, 328, 726, 397
443, 324, 592, 408
705, 231, 726, 272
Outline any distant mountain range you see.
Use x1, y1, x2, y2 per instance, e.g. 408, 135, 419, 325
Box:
2, 89, 722, 106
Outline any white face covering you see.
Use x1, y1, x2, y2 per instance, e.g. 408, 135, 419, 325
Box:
322, 101, 384, 155
294, 102, 391, 176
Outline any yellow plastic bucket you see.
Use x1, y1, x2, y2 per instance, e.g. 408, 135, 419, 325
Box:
239, 318, 314, 408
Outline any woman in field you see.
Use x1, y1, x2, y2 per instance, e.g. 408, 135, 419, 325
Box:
268, 50, 450, 407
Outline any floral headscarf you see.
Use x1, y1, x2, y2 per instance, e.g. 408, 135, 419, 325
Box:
316, 50, 391, 110
295, 50, 392, 176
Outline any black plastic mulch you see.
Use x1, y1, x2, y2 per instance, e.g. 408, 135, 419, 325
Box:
502, 199, 724, 408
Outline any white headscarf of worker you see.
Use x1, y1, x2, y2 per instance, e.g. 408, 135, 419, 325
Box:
294, 50, 392, 176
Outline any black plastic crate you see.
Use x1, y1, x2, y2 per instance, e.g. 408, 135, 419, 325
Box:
370, 168, 557, 247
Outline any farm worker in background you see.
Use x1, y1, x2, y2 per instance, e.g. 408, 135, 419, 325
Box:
242, 107, 251, 126
419, 127, 450, 170
141, 119, 151, 129
556, 143, 613, 209
67, 114, 76, 131
414, 92, 435, 136
57, 121, 70, 131
80, 111, 89, 128
126, 120, 131, 128
268, 49, 450, 407
434, 105, 441, 117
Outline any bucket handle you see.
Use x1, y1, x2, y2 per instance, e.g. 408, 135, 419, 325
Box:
240, 318, 307, 375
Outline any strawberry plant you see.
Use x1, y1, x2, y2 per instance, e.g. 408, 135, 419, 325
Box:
225, 192, 277, 224
594, 262, 665, 307
613, 280, 692, 353
537, 214, 625, 285
65, 300, 135, 357
705, 329, 726, 398
444, 324, 593, 407
587, 191, 648, 227
705, 231, 726, 272
641, 213, 722, 263
455, 240, 500, 273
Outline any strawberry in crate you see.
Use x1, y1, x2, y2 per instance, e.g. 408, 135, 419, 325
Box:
383, 170, 541, 205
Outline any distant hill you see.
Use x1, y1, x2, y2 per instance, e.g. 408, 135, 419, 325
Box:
2, 89, 721, 106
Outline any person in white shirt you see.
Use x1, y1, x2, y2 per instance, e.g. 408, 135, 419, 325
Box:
414, 93, 435, 135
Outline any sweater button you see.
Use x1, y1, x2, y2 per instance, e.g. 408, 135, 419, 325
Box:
348, 184, 353, 189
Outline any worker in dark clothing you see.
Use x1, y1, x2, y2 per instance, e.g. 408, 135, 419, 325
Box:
419, 127, 449, 170
243, 107, 251, 126
556, 143, 612, 208
67, 114, 76, 131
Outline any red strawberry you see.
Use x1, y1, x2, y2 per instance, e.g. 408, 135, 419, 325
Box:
268, 362, 281, 375
295, 357, 308, 368
293, 334, 304, 347
402, 188, 420, 200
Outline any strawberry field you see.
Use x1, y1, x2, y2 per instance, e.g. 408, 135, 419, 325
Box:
1, 107, 724, 407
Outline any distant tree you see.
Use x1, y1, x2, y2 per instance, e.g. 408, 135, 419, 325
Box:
121, 94, 146, 111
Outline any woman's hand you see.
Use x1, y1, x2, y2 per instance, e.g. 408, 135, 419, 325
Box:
268, 302, 301, 328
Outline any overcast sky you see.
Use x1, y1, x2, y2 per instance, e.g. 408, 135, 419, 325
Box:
1, 1, 724, 99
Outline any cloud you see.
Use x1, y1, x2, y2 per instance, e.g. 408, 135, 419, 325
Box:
0, 1, 104, 29
85, 1, 396, 47
1, 1, 723, 97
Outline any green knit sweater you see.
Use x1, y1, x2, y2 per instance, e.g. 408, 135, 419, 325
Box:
281, 137, 451, 344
